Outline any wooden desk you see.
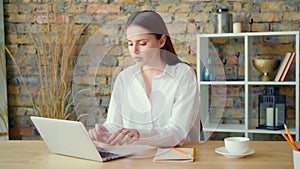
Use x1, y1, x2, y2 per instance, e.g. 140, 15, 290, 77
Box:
0, 140, 296, 169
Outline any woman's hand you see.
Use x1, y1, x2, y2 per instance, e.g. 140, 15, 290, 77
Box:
88, 124, 111, 143
106, 128, 140, 145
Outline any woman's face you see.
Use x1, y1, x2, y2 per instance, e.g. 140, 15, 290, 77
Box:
126, 25, 165, 67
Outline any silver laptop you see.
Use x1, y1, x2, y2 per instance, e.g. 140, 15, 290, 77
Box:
30, 116, 132, 162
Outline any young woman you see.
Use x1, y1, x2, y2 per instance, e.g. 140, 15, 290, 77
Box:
88, 10, 200, 147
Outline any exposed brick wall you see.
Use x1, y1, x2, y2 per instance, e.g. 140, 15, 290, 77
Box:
3, 0, 300, 140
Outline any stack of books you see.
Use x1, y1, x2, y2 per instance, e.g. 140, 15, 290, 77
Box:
274, 51, 296, 82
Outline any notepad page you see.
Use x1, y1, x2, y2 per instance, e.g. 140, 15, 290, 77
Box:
153, 148, 195, 162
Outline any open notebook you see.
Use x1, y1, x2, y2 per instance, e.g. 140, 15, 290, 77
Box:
153, 148, 195, 162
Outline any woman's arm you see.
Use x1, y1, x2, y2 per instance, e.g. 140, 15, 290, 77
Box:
103, 75, 124, 133
88, 75, 124, 143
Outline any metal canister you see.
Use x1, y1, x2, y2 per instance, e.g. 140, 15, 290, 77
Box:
214, 8, 233, 33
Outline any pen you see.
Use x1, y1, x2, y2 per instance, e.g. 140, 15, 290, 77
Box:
171, 148, 191, 156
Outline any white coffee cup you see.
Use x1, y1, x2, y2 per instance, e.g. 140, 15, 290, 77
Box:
224, 137, 250, 154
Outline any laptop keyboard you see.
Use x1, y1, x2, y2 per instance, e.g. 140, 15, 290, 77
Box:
96, 147, 120, 159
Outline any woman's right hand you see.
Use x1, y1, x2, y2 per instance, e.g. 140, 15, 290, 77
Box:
88, 124, 111, 143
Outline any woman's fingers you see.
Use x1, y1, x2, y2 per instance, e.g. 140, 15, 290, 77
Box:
89, 126, 140, 145
88, 129, 96, 141
95, 124, 108, 134
119, 132, 135, 145
126, 132, 139, 144
88, 124, 110, 143
106, 128, 125, 145
106, 128, 139, 145
88, 128, 105, 142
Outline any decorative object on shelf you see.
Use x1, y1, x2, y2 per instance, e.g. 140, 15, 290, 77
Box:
235, 51, 240, 80
222, 58, 227, 75
257, 86, 286, 130
274, 51, 296, 82
224, 52, 242, 81
202, 57, 216, 81
222, 58, 234, 81
233, 22, 242, 33
279, 52, 296, 81
214, 7, 232, 33
252, 56, 280, 81
249, 18, 253, 32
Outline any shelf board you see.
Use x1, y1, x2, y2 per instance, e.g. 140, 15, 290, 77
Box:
199, 81, 296, 85
248, 128, 296, 135
203, 124, 245, 132
247, 81, 297, 85
204, 125, 296, 135
197, 31, 299, 38
199, 81, 245, 85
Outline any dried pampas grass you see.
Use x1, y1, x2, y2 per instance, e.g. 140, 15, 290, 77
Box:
7, 0, 88, 120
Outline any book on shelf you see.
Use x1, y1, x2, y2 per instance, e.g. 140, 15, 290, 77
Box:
153, 148, 195, 162
279, 51, 296, 81
274, 52, 292, 82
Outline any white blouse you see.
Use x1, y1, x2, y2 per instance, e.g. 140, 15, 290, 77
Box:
103, 63, 200, 147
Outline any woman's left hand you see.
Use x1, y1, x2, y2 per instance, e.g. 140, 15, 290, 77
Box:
106, 128, 140, 145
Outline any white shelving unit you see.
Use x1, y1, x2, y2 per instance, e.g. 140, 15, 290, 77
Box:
196, 31, 299, 141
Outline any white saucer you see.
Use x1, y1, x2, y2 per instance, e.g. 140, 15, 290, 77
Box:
215, 147, 255, 158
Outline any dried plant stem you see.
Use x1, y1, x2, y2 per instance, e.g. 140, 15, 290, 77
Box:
0, 47, 8, 133
7, 0, 88, 120
6, 47, 36, 110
